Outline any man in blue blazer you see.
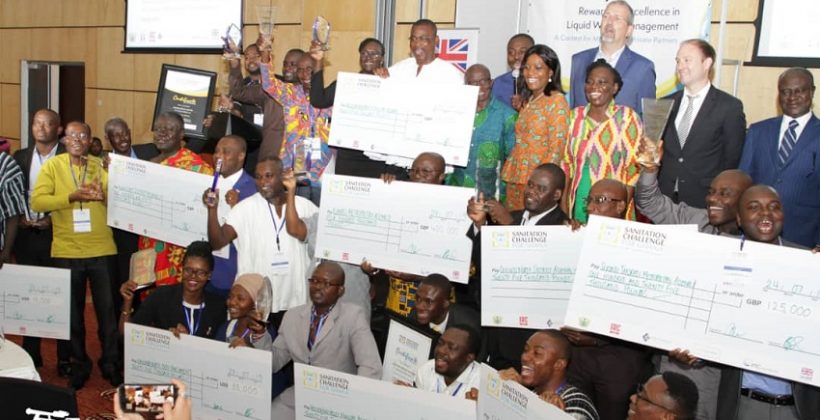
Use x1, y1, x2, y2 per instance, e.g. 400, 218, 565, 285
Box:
739, 68, 819, 249
569, 0, 656, 114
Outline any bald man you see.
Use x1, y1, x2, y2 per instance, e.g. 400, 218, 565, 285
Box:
564, 179, 650, 420
252, 261, 382, 420
447, 64, 516, 202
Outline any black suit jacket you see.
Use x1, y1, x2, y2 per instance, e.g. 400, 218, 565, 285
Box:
658, 86, 746, 208
131, 143, 160, 161
13, 142, 66, 202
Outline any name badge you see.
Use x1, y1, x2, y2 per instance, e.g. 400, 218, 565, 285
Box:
253, 113, 264, 126
73, 208, 92, 233
308, 137, 322, 161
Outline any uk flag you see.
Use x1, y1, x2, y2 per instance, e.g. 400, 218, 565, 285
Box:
438, 37, 470, 73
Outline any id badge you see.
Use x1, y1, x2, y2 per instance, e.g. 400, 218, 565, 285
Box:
271, 254, 290, 276
253, 113, 264, 126
307, 137, 322, 162
73, 208, 92, 233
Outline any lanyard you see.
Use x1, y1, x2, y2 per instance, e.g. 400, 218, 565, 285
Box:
267, 203, 286, 251
437, 363, 474, 396
183, 302, 205, 335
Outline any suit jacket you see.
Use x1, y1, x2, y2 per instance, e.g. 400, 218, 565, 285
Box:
228, 65, 286, 160
658, 86, 746, 208
254, 302, 382, 419
739, 114, 820, 247
408, 303, 481, 333
570, 46, 656, 114
131, 143, 159, 160
13, 142, 66, 202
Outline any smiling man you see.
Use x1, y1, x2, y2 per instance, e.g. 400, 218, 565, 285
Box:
628, 373, 698, 420
414, 324, 481, 398
378, 19, 463, 84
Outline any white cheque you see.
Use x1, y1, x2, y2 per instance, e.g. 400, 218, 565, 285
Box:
481, 225, 583, 329
478, 363, 573, 420
328, 72, 478, 166
295, 363, 474, 420
107, 154, 229, 247
0, 264, 70, 340
564, 215, 820, 385
316, 175, 474, 283
124, 323, 272, 420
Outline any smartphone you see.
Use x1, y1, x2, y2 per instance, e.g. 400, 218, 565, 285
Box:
119, 383, 178, 414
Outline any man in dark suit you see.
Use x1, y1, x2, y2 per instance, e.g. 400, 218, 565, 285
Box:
409, 274, 480, 334
466, 163, 568, 372
103, 117, 158, 314
739, 68, 819, 249
658, 39, 746, 209
569, 0, 656, 114
13, 108, 71, 373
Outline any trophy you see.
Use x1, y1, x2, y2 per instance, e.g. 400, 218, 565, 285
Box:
256, 5, 277, 38
312, 16, 331, 51
255, 276, 274, 324
129, 248, 157, 290
292, 140, 309, 183
639, 98, 675, 165
222, 24, 242, 60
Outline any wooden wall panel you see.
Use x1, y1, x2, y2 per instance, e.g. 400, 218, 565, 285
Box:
0, 0, 122, 27
710, 23, 756, 62
133, 91, 159, 144
1, 84, 21, 139
0, 29, 29, 84
427, 0, 457, 23
713, 0, 759, 22
85, 89, 135, 147
94, 27, 134, 91
244, 0, 304, 25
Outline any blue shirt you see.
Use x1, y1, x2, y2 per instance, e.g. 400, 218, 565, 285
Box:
491, 70, 517, 109
741, 371, 792, 396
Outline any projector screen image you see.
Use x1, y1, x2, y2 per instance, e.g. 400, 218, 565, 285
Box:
752, 0, 820, 67
125, 0, 242, 52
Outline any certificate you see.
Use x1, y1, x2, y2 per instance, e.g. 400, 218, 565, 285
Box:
478, 363, 573, 419
294, 363, 474, 420
315, 175, 474, 283
0, 264, 70, 340
328, 72, 478, 166
153, 64, 216, 140
381, 318, 435, 384
564, 215, 820, 385
107, 154, 232, 248
481, 225, 583, 329
125, 323, 272, 420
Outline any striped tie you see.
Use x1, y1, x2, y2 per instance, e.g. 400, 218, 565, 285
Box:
677, 95, 697, 149
778, 119, 799, 167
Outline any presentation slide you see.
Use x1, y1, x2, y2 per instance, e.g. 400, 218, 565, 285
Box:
754, 0, 820, 66
126, 0, 242, 51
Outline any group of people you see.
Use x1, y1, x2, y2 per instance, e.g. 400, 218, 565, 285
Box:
1, 1, 817, 420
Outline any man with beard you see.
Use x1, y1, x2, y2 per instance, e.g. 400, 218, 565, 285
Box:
413, 324, 481, 398
204, 155, 317, 328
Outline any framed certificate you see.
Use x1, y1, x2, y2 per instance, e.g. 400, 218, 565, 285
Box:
153, 64, 216, 140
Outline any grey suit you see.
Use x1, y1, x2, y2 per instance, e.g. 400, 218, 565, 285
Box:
635, 170, 717, 234
253, 302, 382, 419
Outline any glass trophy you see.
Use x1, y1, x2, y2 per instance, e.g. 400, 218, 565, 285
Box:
255, 276, 274, 324
292, 140, 309, 183
130, 248, 157, 290
312, 16, 331, 51
222, 23, 242, 60
256, 5, 277, 38
639, 98, 674, 165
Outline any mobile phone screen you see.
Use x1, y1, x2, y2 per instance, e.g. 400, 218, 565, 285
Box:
119, 383, 178, 413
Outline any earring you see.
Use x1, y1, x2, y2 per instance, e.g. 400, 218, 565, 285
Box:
549, 78, 552, 83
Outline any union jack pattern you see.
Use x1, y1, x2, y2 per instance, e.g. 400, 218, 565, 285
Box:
438, 37, 470, 73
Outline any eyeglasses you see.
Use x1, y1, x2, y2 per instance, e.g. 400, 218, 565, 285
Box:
635, 383, 677, 413
65, 132, 89, 141
182, 267, 210, 278
360, 50, 383, 59
585, 195, 624, 206
308, 277, 343, 288
408, 167, 437, 178
467, 78, 491, 87
409, 36, 434, 43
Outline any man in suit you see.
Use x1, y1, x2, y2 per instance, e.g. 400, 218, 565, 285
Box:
658, 39, 746, 208
13, 108, 71, 373
739, 67, 819, 249
467, 163, 568, 371
104, 117, 158, 314
251, 261, 382, 420
569, 0, 656, 114
491, 33, 534, 110
409, 274, 481, 334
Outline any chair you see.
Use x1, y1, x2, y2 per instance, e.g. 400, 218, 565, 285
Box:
0, 377, 79, 420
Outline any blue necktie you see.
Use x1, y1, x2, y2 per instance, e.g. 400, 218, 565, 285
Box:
778, 119, 799, 167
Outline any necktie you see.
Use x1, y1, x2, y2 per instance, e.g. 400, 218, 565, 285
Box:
677, 95, 697, 149
307, 312, 322, 350
778, 119, 799, 167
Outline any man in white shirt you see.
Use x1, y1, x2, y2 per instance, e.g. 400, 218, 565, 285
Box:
378, 19, 463, 85
658, 39, 746, 208
414, 324, 481, 399
203, 155, 318, 327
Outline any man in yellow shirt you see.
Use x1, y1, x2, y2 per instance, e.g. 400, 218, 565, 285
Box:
31, 121, 120, 389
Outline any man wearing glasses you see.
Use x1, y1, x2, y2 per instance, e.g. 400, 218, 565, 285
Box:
31, 121, 121, 389
629, 373, 699, 420
251, 261, 382, 420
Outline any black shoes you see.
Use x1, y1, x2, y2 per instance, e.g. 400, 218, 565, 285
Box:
67, 360, 91, 390
57, 360, 73, 377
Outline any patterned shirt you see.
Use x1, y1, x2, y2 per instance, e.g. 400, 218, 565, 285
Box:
446, 97, 517, 201
139, 148, 212, 286
260, 63, 332, 186
560, 384, 600, 420
563, 102, 642, 221
501, 92, 570, 184
0, 152, 29, 249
